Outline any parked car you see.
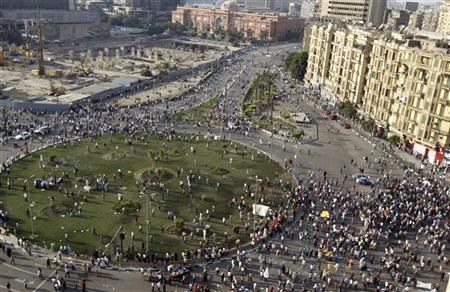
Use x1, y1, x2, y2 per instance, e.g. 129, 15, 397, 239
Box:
356, 175, 375, 186
34, 126, 50, 135
14, 132, 31, 141
328, 114, 337, 120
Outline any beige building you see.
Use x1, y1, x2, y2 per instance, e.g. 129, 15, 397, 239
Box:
305, 23, 372, 104
316, 0, 386, 26
363, 34, 450, 149
438, 0, 450, 34
171, 4, 304, 41
422, 9, 440, 32
305, 23, 450, 150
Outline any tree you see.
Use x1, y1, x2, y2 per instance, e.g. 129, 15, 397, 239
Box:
338, 101, 357, 119
148, 24, 167, 35
110, 16, 124, 26
168, 22, 187, 34
362, 118, 375, 132
5, 30, 23, 45
123, 16, 142, 28
246, 28, 254, 41
226, 29, 244, 46
260, 30, 269, 42
284, 51, 308, 81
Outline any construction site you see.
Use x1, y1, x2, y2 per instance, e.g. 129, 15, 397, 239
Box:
0, 2, 232, 111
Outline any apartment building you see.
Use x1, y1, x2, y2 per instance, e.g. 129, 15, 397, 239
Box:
305, 23, 450, 156
363, 35, 450, 152
438, 0, 450, 34
325, 26, 372, 104
305, 23, 335, 86
317, 0, 386, 26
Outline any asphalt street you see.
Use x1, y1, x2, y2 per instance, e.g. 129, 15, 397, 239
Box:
1, 42, 446, 292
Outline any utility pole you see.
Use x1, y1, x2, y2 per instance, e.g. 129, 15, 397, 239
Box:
34, 0, 45, 77
2, 107, 6, 134
119, 226, 124, 253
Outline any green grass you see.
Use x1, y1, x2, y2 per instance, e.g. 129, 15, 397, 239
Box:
0, 134, 289, 256
171, 96, 218, 124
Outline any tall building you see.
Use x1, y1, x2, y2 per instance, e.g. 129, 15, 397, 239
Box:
404, 1, 419, 12
363, 34, 450, 152
288, 3, 302, 17
172, 3, 304, 40
300, 0, 316, 19
386, 9, 410, 28
305, 23, 372, 104
124, 0, 180, 11
422, 9, 440, 32
305, 22, 450, 153
408, 10, 423, 30
317, 0, 386, 26
438, 0, 450, 34
244, 0, 275, 10
0, 0, 75, 10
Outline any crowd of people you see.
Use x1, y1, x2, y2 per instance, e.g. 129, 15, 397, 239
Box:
0, 44, 448, 292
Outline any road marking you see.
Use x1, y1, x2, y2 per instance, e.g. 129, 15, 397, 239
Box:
14, 279, 34, 285
0, 284, 21, 292
33, 269, 57, 292
34, 263, 46, 268
2, 263, 35, 276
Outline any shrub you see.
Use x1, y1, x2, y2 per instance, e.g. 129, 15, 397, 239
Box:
388, 135, 401, 145
362, 119, 375, 132
174, 218, 185, 232
113, 201, 141, 215
291, 130, 304, 139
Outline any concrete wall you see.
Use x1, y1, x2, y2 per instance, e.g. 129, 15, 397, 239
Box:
0, 100, 71, 113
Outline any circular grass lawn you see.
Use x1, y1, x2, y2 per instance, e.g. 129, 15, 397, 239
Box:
0, 134, 290, 257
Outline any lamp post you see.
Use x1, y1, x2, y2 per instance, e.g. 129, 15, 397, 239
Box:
293, 146, 298, 186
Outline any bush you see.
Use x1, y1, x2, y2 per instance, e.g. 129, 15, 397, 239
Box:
174, 218, 184, 232
291, 130, 304, 139
362, 119, 375, 132
280, 111, 290, 119
113, 201, 141, 215
211, 167, 230, 176
338, 101, 357, 119
388, 135, 401, 145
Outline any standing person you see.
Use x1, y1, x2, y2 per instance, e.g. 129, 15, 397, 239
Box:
80, 279, 86, 292
9, 252, 15, 265
37, 267, 43, 280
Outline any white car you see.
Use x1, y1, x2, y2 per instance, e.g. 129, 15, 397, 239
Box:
14, 132, 31, 141
34, 126, 50, 135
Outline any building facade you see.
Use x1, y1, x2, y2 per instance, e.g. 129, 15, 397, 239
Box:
171, 5, 304, 41
422, 9, 440, 32
305, 23, 450, 151
363, 36, 450, 150
0, 0, 75, 10
438, 0, 450, 34
317, 0, 386, 26
244, 0, 275, 10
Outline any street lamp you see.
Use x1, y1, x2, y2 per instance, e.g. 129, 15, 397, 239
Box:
292, 146, 298, 186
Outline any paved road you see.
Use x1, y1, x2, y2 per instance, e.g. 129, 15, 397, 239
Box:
1, 42, 448, 291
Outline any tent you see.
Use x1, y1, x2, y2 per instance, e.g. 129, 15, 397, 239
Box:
252, 204, 270, 217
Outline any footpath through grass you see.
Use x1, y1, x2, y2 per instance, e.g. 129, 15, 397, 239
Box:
0, 134, 289, 256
